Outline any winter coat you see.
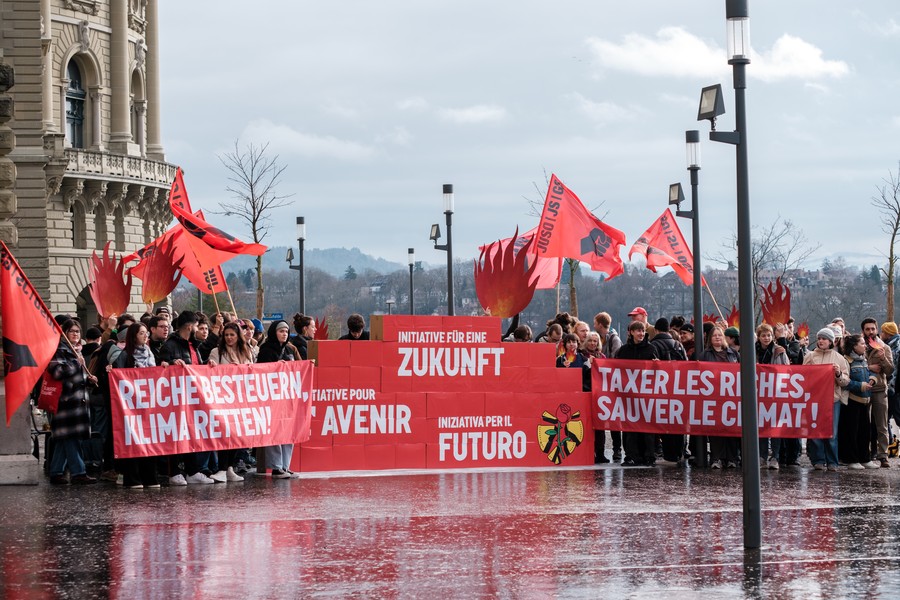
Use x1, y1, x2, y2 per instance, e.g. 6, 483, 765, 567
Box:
160, 334, 202, 365
865, 341, 894, 393
260, 322, 302, 363
755, 341, 789, 366
845, 351, 873, 404
696, 346, 740, 364
803, 347, 850, 404
614, 338, 659, 361
650, 332, 688, 361
48, 340, 91, 440
601, 328, 622, 359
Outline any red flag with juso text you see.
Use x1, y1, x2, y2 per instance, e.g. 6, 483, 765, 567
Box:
1, 241, 65, 425
534, 174, 626, 279
629, 209, 707, 287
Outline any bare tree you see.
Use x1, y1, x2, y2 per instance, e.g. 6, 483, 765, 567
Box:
709, 216, 820, 323
872, 162, 900, 321
217, 141, 292, 319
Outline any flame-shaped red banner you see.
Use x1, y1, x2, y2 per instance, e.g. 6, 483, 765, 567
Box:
760, 277, 792, 326
314, 317, 329, 340
726, 305, 740, 329
474, 230, 539, 318
89, 241, 132, 318
797, 322, 810, 339
136, 235, 183, 306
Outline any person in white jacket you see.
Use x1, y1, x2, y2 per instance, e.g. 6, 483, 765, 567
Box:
803, 327, 850, 471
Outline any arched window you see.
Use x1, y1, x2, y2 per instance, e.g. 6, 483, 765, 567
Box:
65, 61, 86, 149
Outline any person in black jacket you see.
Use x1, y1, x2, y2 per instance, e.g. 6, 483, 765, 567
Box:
338, 313, 370, 341
259, 320, 302, 479
650, 318, 688, 464
615, 321, 659, 466
291, 313, 316, 360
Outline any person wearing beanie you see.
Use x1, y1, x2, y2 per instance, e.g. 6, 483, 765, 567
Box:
803, 327, 850, 471
680, 323, 696, 359
881, 321, 900, 460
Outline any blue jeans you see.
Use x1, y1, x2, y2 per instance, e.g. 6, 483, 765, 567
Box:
50, 438, 86, 477
808, 401, 841, 466
266, 444, 294, 471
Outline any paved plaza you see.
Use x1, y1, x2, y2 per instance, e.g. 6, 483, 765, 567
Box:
1, 462, 899, 598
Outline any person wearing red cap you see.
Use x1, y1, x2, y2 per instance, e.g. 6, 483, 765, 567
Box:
628, 307, 657, 340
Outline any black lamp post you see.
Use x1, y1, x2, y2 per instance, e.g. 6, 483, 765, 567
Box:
386, 299, 395, 315
699, 0, 760, 549
408, 247, 415, 315
430, 184, 455, 316
288, 217, 306, 314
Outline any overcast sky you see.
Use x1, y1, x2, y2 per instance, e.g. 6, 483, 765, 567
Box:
158, 1, 900, 273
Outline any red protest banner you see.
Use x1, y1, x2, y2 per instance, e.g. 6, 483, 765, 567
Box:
591, 360, 834, 438
109, 361, 314, 458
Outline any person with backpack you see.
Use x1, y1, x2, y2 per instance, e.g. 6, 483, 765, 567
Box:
649, 318, 688, 465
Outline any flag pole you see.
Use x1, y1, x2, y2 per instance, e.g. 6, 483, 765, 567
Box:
211, 290, 222, 315
703, 280, 727, 323
225, 288, 240, 322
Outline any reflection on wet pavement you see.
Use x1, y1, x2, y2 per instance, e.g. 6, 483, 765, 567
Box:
2, 465, 900, 597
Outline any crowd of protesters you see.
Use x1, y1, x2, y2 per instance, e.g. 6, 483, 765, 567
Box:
40, 306, 360, 487
528, 307, 900, 471
40, 301, 900, 486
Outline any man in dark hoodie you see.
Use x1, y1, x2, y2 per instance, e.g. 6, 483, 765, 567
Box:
650, 318, 688, 464
615, 321, 659, 466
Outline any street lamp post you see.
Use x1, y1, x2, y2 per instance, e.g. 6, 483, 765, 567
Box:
288, 217, 306, 314
699, 0, 760, 549
430, 184, 455, 316
386, 300, 395, 315
408, 248, 415, 315
670, 131, 706, 468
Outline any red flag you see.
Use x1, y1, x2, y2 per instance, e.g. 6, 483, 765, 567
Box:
629, 209, 707, 287
126, 225, 230, 295
1, 241, 65, 425
479, 226, 561, 289
169, 168, 266, 256
535, 174, 626, 278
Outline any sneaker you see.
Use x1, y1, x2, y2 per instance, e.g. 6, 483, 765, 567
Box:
767, 458, 780, 470
862, 461, 880, 469
49, 475, 68, 485
759, 457, 767, 469
100, 470, 118, 483
827, 465, 839, 472
226, 467, 244, 482
612, 451, 622, 461
209, 470, 228, 483
286, 469, 301, 479
186, 472, 215, 484
711, 460, 723, 469
847, 462, 864, 470
128, 484, 144, 489
813, 463, 826, 471
169, 474, 188, 486
726, 461, 738, 469
879, 457, 890, 468
622, 459, 637, 466
146, 484, 161, 489
71, 474, 98, 485
271, 468, 291, 479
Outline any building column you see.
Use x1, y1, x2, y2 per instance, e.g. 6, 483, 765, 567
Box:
144, 0, 164, 160
109, 0, 132, 152
89, 87, 103, 150
40, 0, 55, 132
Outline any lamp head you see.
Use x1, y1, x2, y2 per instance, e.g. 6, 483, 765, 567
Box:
408, 247, 415, 265
285, 247, 294, 263
442, 184, 454, 213
685, 130, 701, 169
429, 224, 441, 242
726, 0, 751, 62
697, 84, 726, 130
296, 216, 306, 241
669, 183, 685, 207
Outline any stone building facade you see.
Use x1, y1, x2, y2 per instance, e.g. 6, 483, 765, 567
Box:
0, 0, 176, 482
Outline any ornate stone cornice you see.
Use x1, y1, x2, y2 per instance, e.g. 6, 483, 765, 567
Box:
64, 0, 99, 16
62, 178, 85, 212
84, 180, 108, 212
107, 182, 129, 212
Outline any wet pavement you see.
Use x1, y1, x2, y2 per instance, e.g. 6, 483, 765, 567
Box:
1, 462, 900, 598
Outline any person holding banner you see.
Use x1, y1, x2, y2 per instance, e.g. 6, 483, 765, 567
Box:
614, 321, 660, 466
804, 328, 850, 471
840, 334, 878, 470
756, 324, 790, 470
113, 323, 161, 488
48, 320, 98, 485
697, 325, 740, 470
259, 320, 302, 478
291, 313, 316, 360
206, 322, 256, 482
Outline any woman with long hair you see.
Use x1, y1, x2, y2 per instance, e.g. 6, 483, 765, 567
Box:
206, 322, 254, 482
114, 323, 161, 488
696, 325, 740, 470
839, 333, 879, 469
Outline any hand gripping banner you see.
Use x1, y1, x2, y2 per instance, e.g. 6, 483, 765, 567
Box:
591, 360, 834, 438
110, 361, 314, 458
